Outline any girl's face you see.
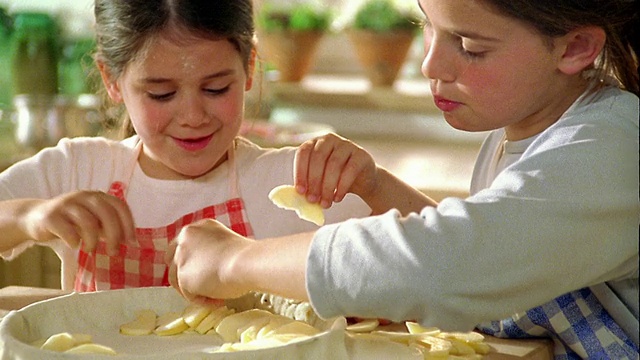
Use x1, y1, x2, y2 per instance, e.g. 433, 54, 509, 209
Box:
103, 32, 253, 180
418, 0, 586, 140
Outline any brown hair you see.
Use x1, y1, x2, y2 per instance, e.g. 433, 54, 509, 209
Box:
480, 0, 639, 96
93, 0, 256, 138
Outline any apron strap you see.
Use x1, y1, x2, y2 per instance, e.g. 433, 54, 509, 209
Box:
227, 139, 240, 199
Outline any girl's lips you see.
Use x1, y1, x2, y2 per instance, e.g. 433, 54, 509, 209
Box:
433, 95, 462, 112
173, 134, 213, 152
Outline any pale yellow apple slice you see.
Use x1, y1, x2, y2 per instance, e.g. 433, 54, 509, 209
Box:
256, 315, 295, 339
40, 332, 77, 352
36, 332, 93, 352
64, 343, 117, 355
346, 319, 380, 333
195, 306, 235, 334
405, 321, 441, 336
238, 315, 273, 343
182, 303, 213, 328
369, 330, 443, 345
215, 309, 274, 343
154, 311, 189, 336
414, 335, 453, 357
217, 334, 305, 352
436, 331, 485, 343
437, 331, 490, 355
268, 185, 324, 226
267, 320, 320, 337
120, 309, 157, 336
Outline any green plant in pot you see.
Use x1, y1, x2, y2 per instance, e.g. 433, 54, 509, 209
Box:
258, 3, 332, 82
348, 0, 419, 87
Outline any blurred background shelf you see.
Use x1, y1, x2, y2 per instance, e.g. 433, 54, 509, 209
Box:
269, 74, 435, 113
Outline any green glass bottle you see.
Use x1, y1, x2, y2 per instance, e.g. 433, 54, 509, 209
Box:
59, 37, 96, 96
10, 12, 59, 96
0, 7, 13, 108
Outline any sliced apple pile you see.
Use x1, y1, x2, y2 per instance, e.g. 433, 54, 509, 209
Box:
346, 321, 491, 359
116, 303, 323, 352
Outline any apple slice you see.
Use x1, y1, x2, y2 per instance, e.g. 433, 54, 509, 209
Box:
120, 309, 157, 336
405, 321, 440, 335
154, 311, 189, 336
195, 306, 235, 334
40, 332, 77, 352
64, 343, 117, 355
215, 309, 273, 343
346, 319, 380, 333
182, 303, 213, 328
267, 320, 320, 337
256, 315, 295, 339
268, 185, 324, 226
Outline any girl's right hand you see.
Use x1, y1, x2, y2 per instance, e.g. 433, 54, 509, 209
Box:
21, 191, 135, 255
294, 133, 379, 209
166, 219, 254, 305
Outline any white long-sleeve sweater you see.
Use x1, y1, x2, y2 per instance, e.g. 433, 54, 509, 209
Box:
306, 86, 639, 345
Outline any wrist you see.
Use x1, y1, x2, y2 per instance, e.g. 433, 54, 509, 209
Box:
15, 199, 48, 241
356, 166, 389, 213
220, 238, 257, 296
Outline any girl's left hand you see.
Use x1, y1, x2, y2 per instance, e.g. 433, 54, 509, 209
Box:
294, 133, 378, 208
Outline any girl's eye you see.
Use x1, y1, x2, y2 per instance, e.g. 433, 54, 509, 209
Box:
146, 85, 230, 101
459, 47, 485, 59
205, 86, 230, 95
148, 92, 175, 101
458, 40, 486, 60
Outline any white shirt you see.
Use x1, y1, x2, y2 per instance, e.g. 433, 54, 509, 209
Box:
0, 136, 371, 290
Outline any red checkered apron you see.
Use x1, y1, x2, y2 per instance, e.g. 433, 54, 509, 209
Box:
74, 142, 253, 291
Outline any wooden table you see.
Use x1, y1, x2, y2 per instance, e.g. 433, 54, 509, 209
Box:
0, 286, 553, 359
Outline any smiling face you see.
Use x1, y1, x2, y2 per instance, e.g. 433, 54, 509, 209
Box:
418, 0, 590, 140
101, 30, 254, 180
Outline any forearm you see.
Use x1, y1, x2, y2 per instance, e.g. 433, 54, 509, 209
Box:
0, 199, 42, 253
364, 166, 438, 216
227, 231, 314, 302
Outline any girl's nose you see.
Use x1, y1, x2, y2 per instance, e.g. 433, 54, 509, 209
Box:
421, 36, 456, 83
179, 96, 209, 127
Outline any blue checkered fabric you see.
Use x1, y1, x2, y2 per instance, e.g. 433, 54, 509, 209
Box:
476, 287, 639, 359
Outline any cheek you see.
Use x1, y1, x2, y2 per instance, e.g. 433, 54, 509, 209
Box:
457, 66, 525, 125
127, 99, 171, 135
214, 90, 245, 124
459, 67, 505, 100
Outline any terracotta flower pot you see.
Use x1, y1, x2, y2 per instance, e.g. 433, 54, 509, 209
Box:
348, 29, 415, 87
259, 31, 325, 83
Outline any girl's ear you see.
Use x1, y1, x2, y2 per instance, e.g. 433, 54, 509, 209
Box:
556, 26, 606, 75
97, 61, 123, 102
245, 48, 257, 91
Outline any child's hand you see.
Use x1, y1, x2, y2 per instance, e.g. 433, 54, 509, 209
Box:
294, 133, 378, 208
21, 191, 135, 256
166, 219, 253, 304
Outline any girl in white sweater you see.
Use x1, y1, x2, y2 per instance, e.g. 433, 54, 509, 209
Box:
167, 0, 639, 358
